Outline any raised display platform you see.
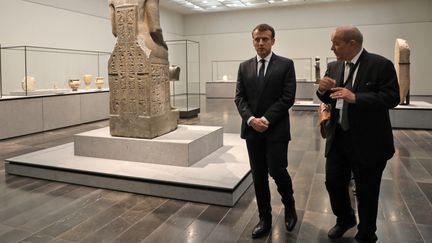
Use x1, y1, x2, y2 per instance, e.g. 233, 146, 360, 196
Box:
5, 128, 252, 206
292, 100, 432, 129
75, 125, 223, 167
389, 101, 432, 129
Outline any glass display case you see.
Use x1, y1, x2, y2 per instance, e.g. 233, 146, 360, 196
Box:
207, 57, 316, 99
207, 60, 241, 98
211, 58, 314, 82
0, 45, 111, 98
166, 40, 200, 118
211, 60, 242, 82
292, 57, 313, 82
291, 57, 316, 100
212, 58, 313, 82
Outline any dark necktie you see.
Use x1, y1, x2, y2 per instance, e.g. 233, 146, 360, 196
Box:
258, 59, 266, 89
341, 61, 354, 131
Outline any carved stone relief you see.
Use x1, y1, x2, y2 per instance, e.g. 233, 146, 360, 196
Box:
108, 2, 178, 139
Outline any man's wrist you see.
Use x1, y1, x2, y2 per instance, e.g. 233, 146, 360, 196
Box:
247, 116, 255, 126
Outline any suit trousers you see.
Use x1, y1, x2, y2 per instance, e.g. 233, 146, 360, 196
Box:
246, 138, 294, 220
325, 125, 386, 242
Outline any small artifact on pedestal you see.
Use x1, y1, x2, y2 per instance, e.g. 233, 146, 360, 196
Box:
169, 65, 180, 81
108, 0, 178, 139
68, 79, 80, 91
394, 38, 411, 105
83, 74, 93, 89
21, 76, 36, 91
314, 56, 321, 84
95, 77, 104, 89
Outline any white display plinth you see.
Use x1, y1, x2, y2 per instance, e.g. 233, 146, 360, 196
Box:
9, 89, 69, 96
292, 100, 432, 130
390, 101, 432, 129
74, 125, 223, 167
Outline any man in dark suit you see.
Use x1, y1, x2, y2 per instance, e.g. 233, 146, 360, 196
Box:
317, 26, 400, 243
235, 23, 297, 239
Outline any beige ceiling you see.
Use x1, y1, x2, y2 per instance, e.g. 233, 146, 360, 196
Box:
22, 0, 353, 17
160, 0, 352, 14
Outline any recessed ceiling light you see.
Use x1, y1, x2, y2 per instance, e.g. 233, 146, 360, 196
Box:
166, 0, 341, 13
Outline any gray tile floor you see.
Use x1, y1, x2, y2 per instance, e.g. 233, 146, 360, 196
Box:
0, 96, 431, 243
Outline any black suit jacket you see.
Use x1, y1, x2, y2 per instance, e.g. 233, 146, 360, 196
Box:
235, 53, 296, 142
317, 50, 400, 162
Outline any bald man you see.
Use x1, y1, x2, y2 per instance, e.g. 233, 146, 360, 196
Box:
317, 26, 399, 243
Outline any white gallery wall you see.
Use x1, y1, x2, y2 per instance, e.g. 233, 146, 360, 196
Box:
0, 0, 184, 93
0, 0, 115, 51
184, 0, 432, 95
0, 0, 184, 50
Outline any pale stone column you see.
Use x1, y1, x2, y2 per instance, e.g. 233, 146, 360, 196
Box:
394, 38, 411, 105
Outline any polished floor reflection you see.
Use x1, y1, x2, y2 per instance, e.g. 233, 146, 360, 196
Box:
0, 96, 431, 243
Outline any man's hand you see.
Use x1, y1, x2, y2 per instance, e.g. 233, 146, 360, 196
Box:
318, 77, 337, 92
250, 117, 269, 133
330, 87, 356, 103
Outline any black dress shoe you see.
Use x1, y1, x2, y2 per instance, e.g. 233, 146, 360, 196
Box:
355, 232, 378, 243
285, 206, 297, 232
328, 220, 357, 239
252, 219, 271, 239
355, 240, 376, 243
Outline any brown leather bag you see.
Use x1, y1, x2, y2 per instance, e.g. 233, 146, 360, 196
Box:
318, 103, 331, 138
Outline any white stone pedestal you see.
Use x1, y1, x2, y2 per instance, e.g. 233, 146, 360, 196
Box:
74, 125, 223, 167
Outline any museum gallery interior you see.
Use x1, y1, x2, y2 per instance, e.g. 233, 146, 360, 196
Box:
0, 0, 431, 242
